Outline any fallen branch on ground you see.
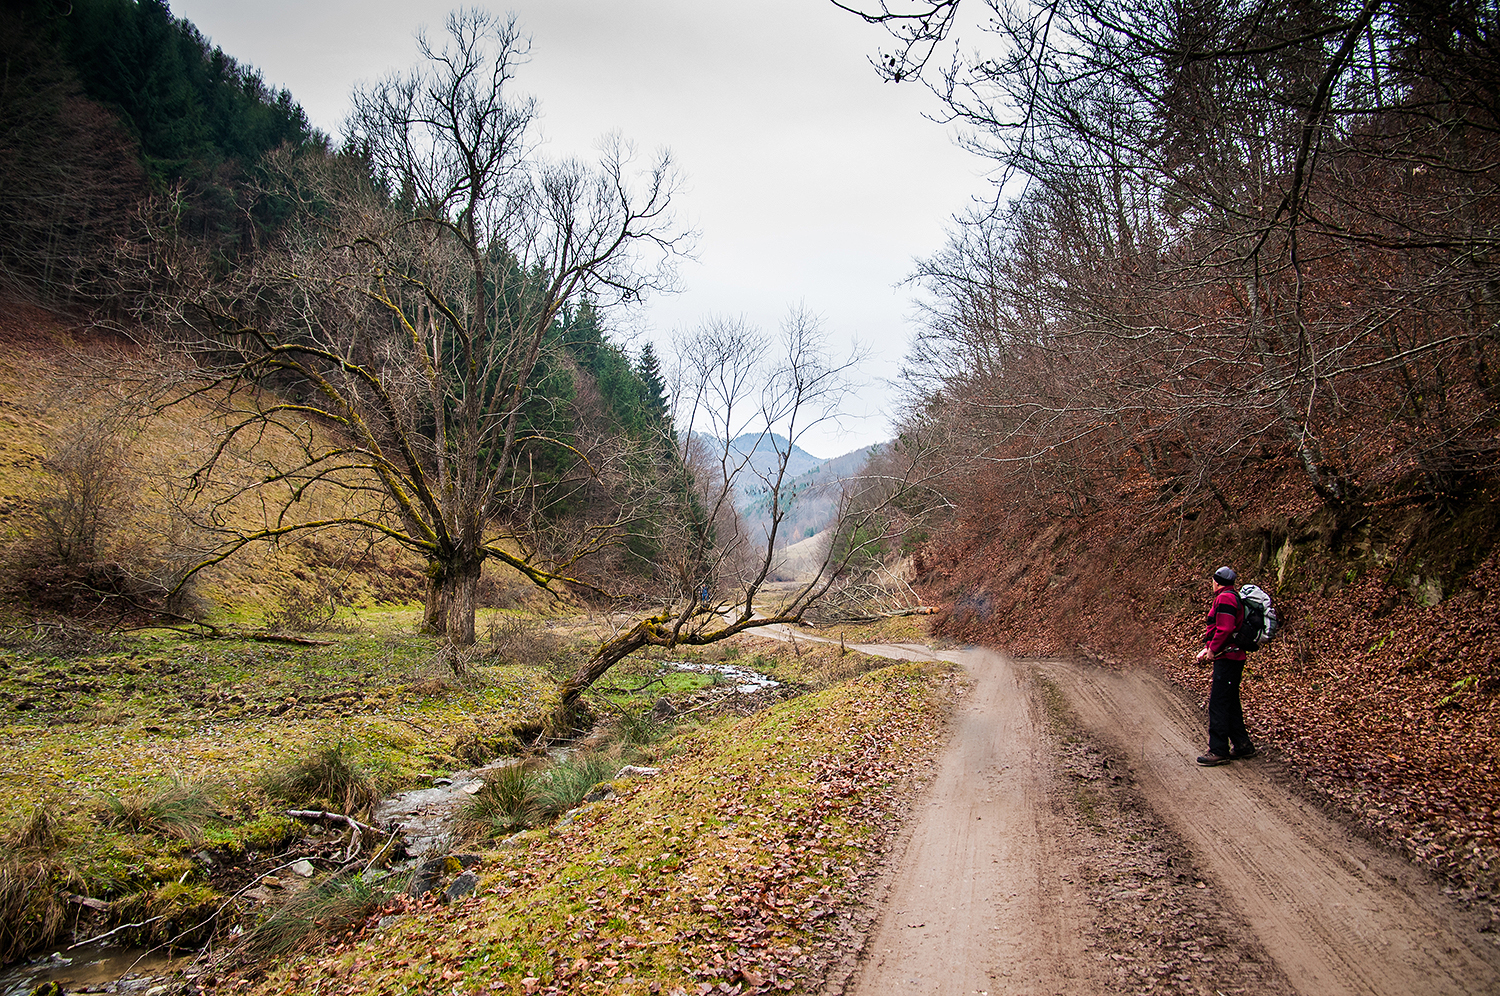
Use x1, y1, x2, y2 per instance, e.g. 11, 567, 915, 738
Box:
286, 810, 387, 861
805, 606, 938, 627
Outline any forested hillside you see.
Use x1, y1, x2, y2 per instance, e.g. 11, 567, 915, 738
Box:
842, 0, 1500, 893
0, 1, 716, 646
0, 0, 322, 307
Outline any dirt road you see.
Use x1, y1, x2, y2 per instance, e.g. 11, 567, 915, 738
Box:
837, 644, 1500, 996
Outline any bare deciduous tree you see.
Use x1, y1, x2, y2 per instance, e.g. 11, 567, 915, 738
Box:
143, 10, 691, 645
842, 0, 1500, 520
554, 308, 939, 712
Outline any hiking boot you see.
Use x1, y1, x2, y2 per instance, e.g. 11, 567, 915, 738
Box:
1196, 752, 1232, 766
1231, 745, 1258, 759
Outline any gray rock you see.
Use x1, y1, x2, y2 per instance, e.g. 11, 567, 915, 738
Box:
442, 871, 479, 903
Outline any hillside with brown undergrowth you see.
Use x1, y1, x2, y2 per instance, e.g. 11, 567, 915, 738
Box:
0, 300, 430, 628
913, 449, 1500, 896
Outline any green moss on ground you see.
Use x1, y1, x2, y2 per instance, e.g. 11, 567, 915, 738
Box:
240, 658, 959, 996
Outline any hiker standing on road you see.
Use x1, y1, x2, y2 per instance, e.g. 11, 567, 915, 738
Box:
1194, 565, 1257, 767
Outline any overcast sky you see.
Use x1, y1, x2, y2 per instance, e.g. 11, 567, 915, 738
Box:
169, 0, 991, 457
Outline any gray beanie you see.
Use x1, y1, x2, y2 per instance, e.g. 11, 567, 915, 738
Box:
1213, 566, 1237, 585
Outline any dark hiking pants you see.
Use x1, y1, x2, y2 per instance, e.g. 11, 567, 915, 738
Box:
1208, 658, 1251, 756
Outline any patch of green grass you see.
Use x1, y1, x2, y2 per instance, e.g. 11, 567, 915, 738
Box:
112, 879, 223, 950
200, 813, 300, 856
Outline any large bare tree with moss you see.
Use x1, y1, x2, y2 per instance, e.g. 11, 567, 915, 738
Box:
153, 11, 688, 645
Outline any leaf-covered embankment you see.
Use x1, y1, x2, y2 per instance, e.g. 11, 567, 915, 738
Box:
230, 657, 960, 996
913, 457, 1500, 896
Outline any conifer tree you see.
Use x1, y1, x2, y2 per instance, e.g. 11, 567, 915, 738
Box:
636, 342, 670, 428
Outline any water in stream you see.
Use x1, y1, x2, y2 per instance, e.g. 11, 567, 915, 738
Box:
668, 660, 780, 694
0, 946, 185, 996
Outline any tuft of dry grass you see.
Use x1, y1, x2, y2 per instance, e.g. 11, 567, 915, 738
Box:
96, 777, 220, 843
264, 745, 380, 819
0, 857, 83, 963
455, 762, 541, 840
5, 804, 67, 854
535, 750, 617, 819
242, 872, 393, 957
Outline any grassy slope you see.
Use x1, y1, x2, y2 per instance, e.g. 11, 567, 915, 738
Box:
236, 648, 957, 996
916, 451, 1500, 895
0, 614, 956, 989
0, 301, 427, 628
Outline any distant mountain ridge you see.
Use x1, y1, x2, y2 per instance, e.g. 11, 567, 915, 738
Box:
725, 433, 824, 508
729, 435, 890, 549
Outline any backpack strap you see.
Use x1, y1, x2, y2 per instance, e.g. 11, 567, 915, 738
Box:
1213, 588, 1243, 622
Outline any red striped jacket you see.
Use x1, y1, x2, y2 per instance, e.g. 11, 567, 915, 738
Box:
1203, 587, 1246, 662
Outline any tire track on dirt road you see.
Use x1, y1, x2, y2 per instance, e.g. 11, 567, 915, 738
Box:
1039, 659, 1500, 996
811, 635, 1500, 995
848, 647, 1105, 995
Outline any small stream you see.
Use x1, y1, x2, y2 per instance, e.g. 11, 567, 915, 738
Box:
0, 946, 185, 996
2, 658, 783, 994
372, 757, 521, 857
668, 660, 781, 694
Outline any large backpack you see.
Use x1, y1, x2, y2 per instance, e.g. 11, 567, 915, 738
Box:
1232, 584, 1278, 651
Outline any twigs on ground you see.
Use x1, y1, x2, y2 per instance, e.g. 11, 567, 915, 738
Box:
286, 809, 386, 862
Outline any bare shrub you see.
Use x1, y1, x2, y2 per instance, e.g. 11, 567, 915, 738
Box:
33, 416, 130, 567
8, 413, 205, 622
486, 615, 567, 672
265, 577, 353, 633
